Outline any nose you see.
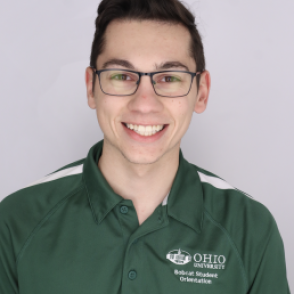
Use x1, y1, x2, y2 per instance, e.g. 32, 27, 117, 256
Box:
127, 75, 164, 114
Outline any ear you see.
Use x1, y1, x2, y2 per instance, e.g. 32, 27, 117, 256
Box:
194, 70, 211, 114
85, 66, 97, 109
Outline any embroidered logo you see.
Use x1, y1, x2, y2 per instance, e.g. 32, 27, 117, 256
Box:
193, 253, 226, 270
166, 249, 192, 265
167, 249, 227, 285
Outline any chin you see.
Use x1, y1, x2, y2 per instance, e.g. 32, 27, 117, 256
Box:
120, 149, 163, 165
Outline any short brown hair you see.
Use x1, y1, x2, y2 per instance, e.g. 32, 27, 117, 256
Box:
90, 0, 205, 89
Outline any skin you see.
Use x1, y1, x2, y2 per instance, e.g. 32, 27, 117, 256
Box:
85, 19, 211, 225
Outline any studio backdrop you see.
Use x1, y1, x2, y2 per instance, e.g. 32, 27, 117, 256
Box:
0, 0, 293, 289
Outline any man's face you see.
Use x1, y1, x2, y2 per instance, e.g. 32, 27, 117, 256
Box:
86, 20, 210, 164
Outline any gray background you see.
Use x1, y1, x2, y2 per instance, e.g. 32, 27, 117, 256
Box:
0, 0, 293, 288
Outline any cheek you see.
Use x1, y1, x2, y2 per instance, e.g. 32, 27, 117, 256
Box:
168, 98, 195, 139
95, 96, 113, 132
174, 98, 194, 123
95, 95, 125, 133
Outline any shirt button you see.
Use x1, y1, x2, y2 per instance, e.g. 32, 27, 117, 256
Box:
120, 205, 129, 214
128, 270, 137, 280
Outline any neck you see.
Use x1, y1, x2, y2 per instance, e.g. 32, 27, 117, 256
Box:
98, 139, 180, 225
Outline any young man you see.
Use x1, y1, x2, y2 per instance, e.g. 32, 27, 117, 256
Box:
0, 0, 290, 293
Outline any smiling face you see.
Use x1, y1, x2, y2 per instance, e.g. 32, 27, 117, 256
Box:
86, 19, 210, 165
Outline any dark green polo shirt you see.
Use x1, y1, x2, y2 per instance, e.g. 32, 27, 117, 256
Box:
0, 140, 290, 293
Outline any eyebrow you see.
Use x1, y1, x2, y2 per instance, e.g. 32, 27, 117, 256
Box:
101, 58, 190, 72
155, 61, 190, 72
102, 59, 135, 70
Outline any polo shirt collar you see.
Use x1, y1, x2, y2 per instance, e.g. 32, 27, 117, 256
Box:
83, 140, 204, 233
83, 140, 123, 224
166, 149, 204, 234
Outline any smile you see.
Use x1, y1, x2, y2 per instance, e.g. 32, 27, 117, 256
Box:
124, 123, 165, 137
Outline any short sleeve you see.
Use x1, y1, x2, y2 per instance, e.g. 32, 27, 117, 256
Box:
248, 218, 290, 294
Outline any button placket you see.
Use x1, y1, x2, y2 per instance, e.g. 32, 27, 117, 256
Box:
120, 205, 169, 294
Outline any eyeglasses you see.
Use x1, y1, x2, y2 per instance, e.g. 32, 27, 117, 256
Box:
91, 67, 201, 98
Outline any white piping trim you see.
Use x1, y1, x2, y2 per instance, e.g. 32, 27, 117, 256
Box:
197, 171, 235, 190
197, 171, 259, 202
162, 192, 170, 206
25, 164, 84, 188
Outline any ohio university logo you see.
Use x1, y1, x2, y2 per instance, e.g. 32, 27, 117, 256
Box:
166, 249, 227, 269
166, 249, 192, 265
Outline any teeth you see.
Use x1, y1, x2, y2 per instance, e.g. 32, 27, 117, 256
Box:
125, 123, 164, 136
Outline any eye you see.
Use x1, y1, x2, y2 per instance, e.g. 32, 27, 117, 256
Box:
111, 74, 131, 81
159, 75, 181, 83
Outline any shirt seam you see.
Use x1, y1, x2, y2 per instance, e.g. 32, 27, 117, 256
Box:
204, 209, 249, 292
246, 224, 274, 292
82, 174, 99, 224
15, 185, 84, 267
5, 222, 18, 290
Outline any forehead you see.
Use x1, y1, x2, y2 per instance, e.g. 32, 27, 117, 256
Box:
98, 19, 195, 71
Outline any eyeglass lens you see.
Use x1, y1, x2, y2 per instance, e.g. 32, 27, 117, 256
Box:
99, 70, 192, 97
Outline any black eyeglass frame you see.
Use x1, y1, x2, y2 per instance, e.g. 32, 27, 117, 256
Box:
91, 66, 202, 98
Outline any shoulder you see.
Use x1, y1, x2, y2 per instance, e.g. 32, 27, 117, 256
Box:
0, 158, 86, 256
193, 164, 274, 229
0, 158, 86, 213
191, 164, 283, 285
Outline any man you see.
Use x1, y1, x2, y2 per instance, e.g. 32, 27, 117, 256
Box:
0, 0, 290, 293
